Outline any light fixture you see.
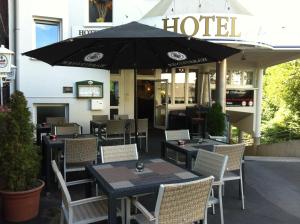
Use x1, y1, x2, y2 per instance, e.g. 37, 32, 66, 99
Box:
241, 51, 246, 61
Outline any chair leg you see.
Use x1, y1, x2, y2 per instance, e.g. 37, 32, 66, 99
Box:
126, 198, 131, 224
222, 183, 225, 196
211, 188, 215, 215
121, 198, 125, 224
204, 207, 208, 224
240, 170, 245, 210
219, 185, 224, 224
60, 208, 64, 224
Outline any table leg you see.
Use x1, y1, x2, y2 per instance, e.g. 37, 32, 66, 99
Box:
45, 143, 52, 192
108, 197, 117, 224
186, 153, 192, 170
161, 141, 166, 159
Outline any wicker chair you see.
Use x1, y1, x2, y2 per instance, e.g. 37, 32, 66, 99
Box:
46, 116, 65, 125
114, 114, 129, 120
129, 119, 149, 152
104, 120, 126, 144
214, 143, 245, 210
164, 129, 190, 164
101, 144, 138, 163
54, 124, 81, 135
63, 138, 98, 186
192, 149, 228, 224
52, 160, 122, 224
92, 115, 109, 121
131, 176, 214, 224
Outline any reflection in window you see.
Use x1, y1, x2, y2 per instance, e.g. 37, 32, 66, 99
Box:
161, 72, 172, 104
174, 69, 185, 104
230, 70, 253, 86
35, 20, 60, 48
110, 81, 119, 106
188, 70, 197, 104
89, 0, 113, 23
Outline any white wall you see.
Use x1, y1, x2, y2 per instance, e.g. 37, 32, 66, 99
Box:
17, 0, 110, 133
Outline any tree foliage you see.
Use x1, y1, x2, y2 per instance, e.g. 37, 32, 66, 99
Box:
207, 103, 225, 136
0, 91, 40, 191
262, 60, 300, 143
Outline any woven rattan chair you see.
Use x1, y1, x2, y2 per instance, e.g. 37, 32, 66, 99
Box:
114, 114, 129, 120
63, 137, 98, 186
46, 116, 66, 125
101, 144, 138, 163
192, 149, 228, 224
131, 176, 214, 224
54, 124, 81, 135
214, 143, 245, 210
129, 119, 149, 152
164, 129, 190, 164
52, 160, 122, 224
92, 115, 109, 121
104, 120, 126, 144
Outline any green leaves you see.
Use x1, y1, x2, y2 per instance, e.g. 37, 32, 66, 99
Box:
207, 103, 225, 136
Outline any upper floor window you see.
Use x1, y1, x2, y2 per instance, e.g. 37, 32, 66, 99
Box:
89, 0, 113, 23
35, 19, 61, 48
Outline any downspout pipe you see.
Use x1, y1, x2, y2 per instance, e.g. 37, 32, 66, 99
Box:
13, 0, 19, 91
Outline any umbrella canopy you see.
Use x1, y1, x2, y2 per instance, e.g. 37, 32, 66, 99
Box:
23, 21, 239, 69
23, 21, 240, 148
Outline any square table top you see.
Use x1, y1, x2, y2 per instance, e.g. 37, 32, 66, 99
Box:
166, 138, 225, 152
86, 158, 200, 197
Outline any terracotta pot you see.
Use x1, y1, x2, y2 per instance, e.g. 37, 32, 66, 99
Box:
0, 180, 45, 222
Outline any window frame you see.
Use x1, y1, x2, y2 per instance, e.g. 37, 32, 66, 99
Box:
33, 17, 62, 50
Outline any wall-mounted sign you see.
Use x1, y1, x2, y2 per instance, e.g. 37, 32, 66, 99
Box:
76, 80, 103, 98
63, 86, 73, 93
211, 89, 254, 107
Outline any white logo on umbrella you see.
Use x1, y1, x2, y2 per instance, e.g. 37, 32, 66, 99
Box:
167, 51, 187, 61
84, 52, 104, 62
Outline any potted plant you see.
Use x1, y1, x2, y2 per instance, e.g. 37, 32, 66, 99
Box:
206, 102, 226, 136
0, 91, 44, 222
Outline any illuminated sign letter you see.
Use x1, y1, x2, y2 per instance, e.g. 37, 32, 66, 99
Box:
216, 16, 229, 37
180, 16, 199, 36
162, 17, 179, 33
199, 16, 215, 37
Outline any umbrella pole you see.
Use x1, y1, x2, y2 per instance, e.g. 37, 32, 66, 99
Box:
134, 69, 139, 151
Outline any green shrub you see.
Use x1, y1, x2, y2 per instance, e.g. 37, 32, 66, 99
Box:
206, 103, 225, 136
0, 91, 40, 191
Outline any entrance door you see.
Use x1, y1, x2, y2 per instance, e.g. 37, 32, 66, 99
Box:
154, 79, 168, 129
110, 76, 123, 119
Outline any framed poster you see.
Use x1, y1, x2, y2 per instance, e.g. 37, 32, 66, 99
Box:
89, 0, 113, 23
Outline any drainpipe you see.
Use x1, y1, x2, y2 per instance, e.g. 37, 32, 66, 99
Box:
13, 0, 20, 91
254, 68, 264, 146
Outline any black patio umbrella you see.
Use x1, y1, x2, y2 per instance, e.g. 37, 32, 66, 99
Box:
23, 21, 240, 148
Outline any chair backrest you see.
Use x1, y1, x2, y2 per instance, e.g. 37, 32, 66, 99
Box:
106, 120, 126, 135
165, 129, 190, 141
64, 138, 97, 164
51, 160, 72, 209
101, 144, 138, 163
154, 176, 214, 224
92, 115, 109, 121
128, 119, 148, 134
193, 149, 228, 182
46, 116, 65, 125
214, 143, 245, 171
114, 114, 129, 120
54, 124, 81, 135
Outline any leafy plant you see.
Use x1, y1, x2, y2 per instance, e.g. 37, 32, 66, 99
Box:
206, 103, 225, 136
0, 91, 40, 191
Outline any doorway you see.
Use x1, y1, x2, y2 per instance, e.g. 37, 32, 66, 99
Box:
137, 80, 154, 123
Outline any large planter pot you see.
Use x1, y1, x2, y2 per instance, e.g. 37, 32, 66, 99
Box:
0, 180, 45, 222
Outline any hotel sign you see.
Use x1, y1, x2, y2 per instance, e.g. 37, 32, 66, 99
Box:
140, 14, 261, 44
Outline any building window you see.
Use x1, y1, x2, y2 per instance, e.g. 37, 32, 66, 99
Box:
188, 70, 197, 104
174, 68, 185, 104
89, 0, 113, 23
35, 19, 60, 48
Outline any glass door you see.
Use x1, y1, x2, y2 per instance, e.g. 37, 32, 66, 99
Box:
154, 79, 169, 129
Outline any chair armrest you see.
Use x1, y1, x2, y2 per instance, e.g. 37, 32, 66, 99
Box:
132, 199, 156, 221
70, 195, 108, 206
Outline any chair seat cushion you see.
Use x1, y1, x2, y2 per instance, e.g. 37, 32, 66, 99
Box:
73, 200, 108, 223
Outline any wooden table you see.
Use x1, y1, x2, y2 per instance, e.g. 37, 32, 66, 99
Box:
86, 158, 201, 224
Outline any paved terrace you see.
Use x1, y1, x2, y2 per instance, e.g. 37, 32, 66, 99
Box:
1, 128, 300, 224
